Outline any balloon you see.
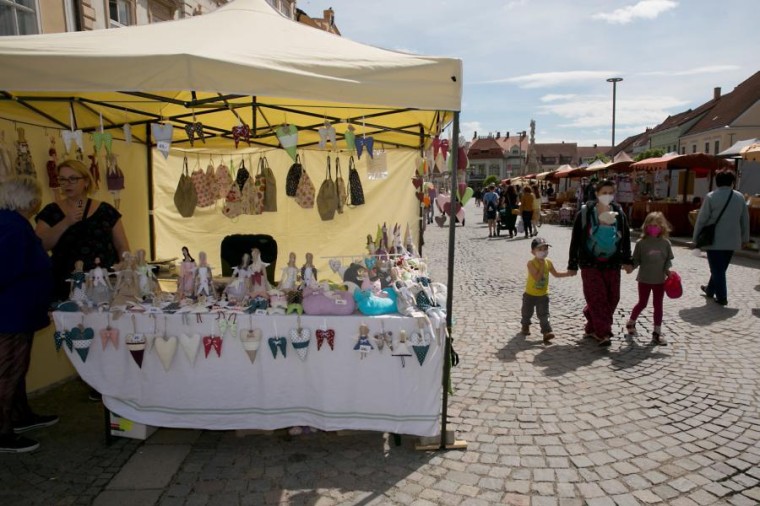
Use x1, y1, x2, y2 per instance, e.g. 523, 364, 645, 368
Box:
459, 187, 474, 206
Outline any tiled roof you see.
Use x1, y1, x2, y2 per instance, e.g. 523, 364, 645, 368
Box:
535, 143, 578, 157
468, 137, 505, 159
578, 145, 613, 159
685, 70, 760, 135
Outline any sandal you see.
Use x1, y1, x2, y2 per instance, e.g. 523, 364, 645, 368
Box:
625, 322, 637, 335
598, 336, 611, 347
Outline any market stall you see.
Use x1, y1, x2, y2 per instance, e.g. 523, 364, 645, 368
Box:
0, 0, 464, 444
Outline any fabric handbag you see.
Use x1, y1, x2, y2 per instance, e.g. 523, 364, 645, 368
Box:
664, 271, 683, 299
285, 155, 303, 196
235, 158, 250, 193
246, 157, 265, 215
302, 286, 356, 316
695, 193, 733, 248
335, 157, 347, 214
347, 156, 365, 206
317, 155, 338, 221
222, 181, 243, 219
174, 156, 197, 218
214, 160, 233, 200
294, 160, 315, 209
262, 156, 277, 212
191, 162, 216, 208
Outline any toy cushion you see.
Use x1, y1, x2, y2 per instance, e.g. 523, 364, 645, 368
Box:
354, 288, 398, 316
302, 286, 356, 315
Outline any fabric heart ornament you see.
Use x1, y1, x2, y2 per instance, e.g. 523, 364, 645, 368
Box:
240, 329, 262, 364
154, 336, 178, 372
276, 124, 298, 161
410, 331, 431, 366
202, 335, 223, 358
434, 215, 446, 227
184, 122, 204, 147
100, 327, 119, 350
69, 325, 95, 362
411, 176, 423, 190
92, 131, 112, 156
232, 123, 250, 148
61, 129, 83, 154
315, 329, 335, 351
289, 328, 311, 361
457, 146, 468, 171
54, 329, 72, 352
440, 139, 450, 160
144, 334, 158, 354
459, 187, 474, 206
268, 337, 287, 359
151, 123, 173, 159
355, 136, 374, 160
179, 333, 201, 365
126, 333, 147, 368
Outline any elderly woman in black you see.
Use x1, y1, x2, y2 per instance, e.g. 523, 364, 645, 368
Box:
0, 177, 57, 453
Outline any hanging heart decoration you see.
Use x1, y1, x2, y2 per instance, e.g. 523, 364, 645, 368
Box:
232, 123, 250, 148
459, 187, 474, 206
202, 335, 223, 358
289, 327, 311, 361
315, 329, 335, 351
411, 176, 423, 190
100, 327, 119, 350
240, 329, 262, 364
268, 337, 287, 359
276, 124, 299, 161
184, 122, 205, 147
179, 333, 201, 365
434, 215, 447, 227
154, 336, 178, 371
123, 124, 132, 145
410, 331, 431, 366
69, 325, 95, 362
126, 333, 147, 368
151, 123, 174, 159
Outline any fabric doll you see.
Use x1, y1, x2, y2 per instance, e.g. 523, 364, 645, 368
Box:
248, 248, 270, 297
225, 253, 251, 303
279, 252, 299, 292
0, 130, 13, 182
301, 252, 318, 289
69, 260, 88, 304
366, 235, 377, 256
391, 224, 404, 257
112, 252, 140, 306
14, 127, 35, 177
267, 289, 287, 315
177, 246, 196, 300
46, 136, 59, 189
354, 323, 373, 359
194, 251, 214, 300
135, 249, 159, 300
87, 257, 113, 306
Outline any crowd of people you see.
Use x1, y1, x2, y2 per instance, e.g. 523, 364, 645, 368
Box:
477, 181, 555, 239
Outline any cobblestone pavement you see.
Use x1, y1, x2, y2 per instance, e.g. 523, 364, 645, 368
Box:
2, 199, 759, 506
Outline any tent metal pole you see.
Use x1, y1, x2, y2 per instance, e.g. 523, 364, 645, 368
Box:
146, 124, 156, 260
441, 111, 460, 449
418, 125, 425, 255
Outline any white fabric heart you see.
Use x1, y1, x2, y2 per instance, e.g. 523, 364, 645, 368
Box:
154, 336, 178, 371
240, 328, 262, 364
179, 333, 201, 365
289, 328, 311, 361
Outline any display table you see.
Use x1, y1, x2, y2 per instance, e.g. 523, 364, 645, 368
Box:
53, 311, 442, 436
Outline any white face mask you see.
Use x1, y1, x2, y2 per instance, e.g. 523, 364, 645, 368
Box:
535, 250, 548, 260
598, 194, 614, 205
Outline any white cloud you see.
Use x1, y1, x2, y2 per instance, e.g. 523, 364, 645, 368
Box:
478, 70, 621, 88
638, 65, 740, 77
540, 94, 688, 129
461, 121, 484, 141
504, 0, 529, 10
592, 0, 678, 25
541, 94, 578, 102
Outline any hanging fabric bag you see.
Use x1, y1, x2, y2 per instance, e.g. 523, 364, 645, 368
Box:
191, 160, 215, 208
317, 155, 338, 221
249, 156, 265, 215
262, 156, 277, 212
366, 145, 388, 180
286, 154, 303, 196
214, 160, 233, 200
174, 156, 198, 218
235, 158, 250, 193
335, 157, 347, 214
294, 159, 315, 209
347, 156, 365, 206
222, 181, 244, 219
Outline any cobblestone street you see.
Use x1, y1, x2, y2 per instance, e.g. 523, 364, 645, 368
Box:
2, 200, 760, 506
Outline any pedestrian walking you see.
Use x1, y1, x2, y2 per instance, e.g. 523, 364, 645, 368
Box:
519, 186, 534, 239
473, 187, 482, 207
504, 185, 519, 238
531, 184, 541, 237
625, 212, 674, 346
0, 177, 58, 453
483, 184, 498, 237
567, 179, 633, 347
692, 170, 750, 306
521, 237, 574, 343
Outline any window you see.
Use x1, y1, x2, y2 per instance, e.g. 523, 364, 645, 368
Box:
489, 164, 500, 176
109, 0, 133, 27
692, 145, 697, 154
681, 146, 686, 154
714, 140, 720, 154
0, 0, 39, 36
477, 164, 486, 176
704, 142, 710, 154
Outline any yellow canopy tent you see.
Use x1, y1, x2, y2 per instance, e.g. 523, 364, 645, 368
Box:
0, 0, 464, 445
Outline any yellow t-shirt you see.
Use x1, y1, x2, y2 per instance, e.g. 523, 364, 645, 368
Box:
525, 258, 552, 296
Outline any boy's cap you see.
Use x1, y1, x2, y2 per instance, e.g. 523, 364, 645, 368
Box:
531, 237, 551, 249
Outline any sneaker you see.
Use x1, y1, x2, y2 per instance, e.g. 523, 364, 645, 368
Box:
543, 332, 555, 343
714, 298, 728, 306
521, 325, 530, 336
598, 336, 611, 347
0, 434, 39, 453
651, 332, 668, 346
625, 322, 637, 336
13, 414, 59, 434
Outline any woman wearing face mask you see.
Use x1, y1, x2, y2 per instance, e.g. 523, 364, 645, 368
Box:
567, 180, 633, 347
625, 212, 674, 346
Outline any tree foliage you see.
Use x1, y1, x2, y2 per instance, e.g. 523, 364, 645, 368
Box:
634, 148, 666, 162
482, 175, 500, 187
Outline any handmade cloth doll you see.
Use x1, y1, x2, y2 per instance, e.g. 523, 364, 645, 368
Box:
135, 249, 159, 300
354, 323, 373, 359
279, 252, 299, 292
0, 130, 13, 181
194, 251, 213, 300
46, 137, 60, 188
225, 253, 251, 303
112, 252, 140, 306
301, 252, 318, 289
14, 127, 35, 176
248, 248, 270, 297
87, 257, 113, 306
69, 260, 88, 304
177, 246, 196, 300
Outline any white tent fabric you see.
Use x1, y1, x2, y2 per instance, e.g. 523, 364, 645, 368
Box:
0, 0, 461, 111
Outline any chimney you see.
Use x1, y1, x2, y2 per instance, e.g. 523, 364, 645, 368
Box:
593, 143, 597, 148
496, 131, 501, 138
472, 131, 477, 140
324, 8, 334, 26
714, 87, 721, 100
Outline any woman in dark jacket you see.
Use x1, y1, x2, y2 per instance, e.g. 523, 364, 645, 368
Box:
0, 177, 58, 453
567, 180, 633, 347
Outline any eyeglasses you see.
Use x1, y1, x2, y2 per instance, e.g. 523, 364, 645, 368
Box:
58, 176, 85, 185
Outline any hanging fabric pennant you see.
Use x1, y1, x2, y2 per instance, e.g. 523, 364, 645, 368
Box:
439, 138, 450, 160
410, 320, 433, 366
289, 317, 310, 361
240, 328, 262, 364
184, 112, 205, 147
61, 106, 84, 154
70, 324, 95, 362
92, 113, 112, 155
268, 337, 287, 359
315, 329, 335, 351
318, 121, 336, 149
100, 315, 119, 350
151, 123, 174, 159
179, 333, 201, 365
432, 135, 441, 160
276, 124, 298, 161
344, 124, 356, 153
154, 336, 178, 372
46, 136, 59, 189
392, 330, 413, 367
202, 335, 222, 358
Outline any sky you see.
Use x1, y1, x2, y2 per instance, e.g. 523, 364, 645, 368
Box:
299, 0, 760, 147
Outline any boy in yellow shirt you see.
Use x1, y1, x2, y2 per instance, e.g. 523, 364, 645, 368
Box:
522, 237, 574, 343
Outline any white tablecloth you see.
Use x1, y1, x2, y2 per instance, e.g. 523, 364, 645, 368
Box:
53, 312, 442, 436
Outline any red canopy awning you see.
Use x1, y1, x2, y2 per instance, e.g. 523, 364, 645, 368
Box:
630, 153, 733, 173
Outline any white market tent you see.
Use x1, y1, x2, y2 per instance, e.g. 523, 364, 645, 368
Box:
0, 0, 464, 446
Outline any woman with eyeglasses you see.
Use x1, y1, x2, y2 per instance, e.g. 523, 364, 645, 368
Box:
35, 159, 130, 302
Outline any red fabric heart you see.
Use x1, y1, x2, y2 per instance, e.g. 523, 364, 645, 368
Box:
440, 139, 450, 160
316, 329, 335, 351
232, 124, 250, 149
202, 335, 223, 358
432, 136, 441, 159
411, 176, 423, 189
415, 191, 424, 203
434, 215, 447, 227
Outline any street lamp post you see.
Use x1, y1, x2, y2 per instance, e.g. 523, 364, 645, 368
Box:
607, 77, 623, 149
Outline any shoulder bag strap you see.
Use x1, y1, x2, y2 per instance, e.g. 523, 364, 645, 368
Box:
325, 155, 332, 180
183, 156, 189, 176
713, 191, 733, 226
335, 157, 342, 178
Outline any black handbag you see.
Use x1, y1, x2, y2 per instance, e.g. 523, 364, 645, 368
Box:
285, 155, 303, 197
347, 156, 365, 206
695, 193, 732, 248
